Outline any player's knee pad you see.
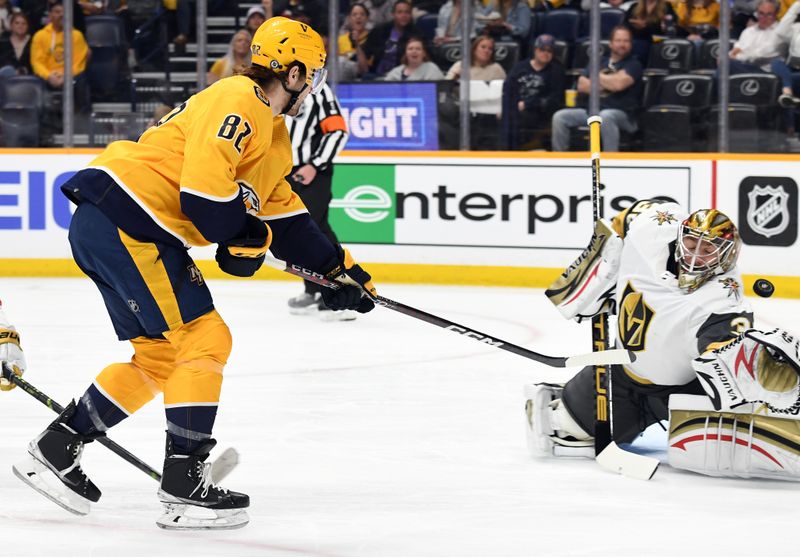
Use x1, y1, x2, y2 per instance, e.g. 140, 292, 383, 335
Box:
668, 394, 800, 481
95, 361, 161, 414
162, 310, 231, 406
524, 383, 594, 459
164, 309, 232, 367
130, 336, 176, 385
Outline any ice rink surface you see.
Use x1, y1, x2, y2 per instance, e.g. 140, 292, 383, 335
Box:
0, 277, 798, 557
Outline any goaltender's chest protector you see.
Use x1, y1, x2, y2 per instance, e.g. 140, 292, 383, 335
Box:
613, 203, 747, 386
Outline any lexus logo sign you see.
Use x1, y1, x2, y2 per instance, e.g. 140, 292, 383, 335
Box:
662, 44, 680, 60
740, 79, 760, 96
676, 80, 695, 97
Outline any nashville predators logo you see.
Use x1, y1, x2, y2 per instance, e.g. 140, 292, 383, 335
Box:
187, 263, 204, 286
719, 277, 741, 300
618, 282, 655, 352
651, 210, 677, 225
238, 180, 261, 214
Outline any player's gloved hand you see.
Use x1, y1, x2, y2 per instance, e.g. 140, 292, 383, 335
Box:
215, 214, 272, 277
320, 246, 377, 314
0, 307, 25, 391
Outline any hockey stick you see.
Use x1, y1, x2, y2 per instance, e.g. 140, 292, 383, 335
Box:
264, 255, 635, 369
1, 364, 239, 484
586, 116, 659, 480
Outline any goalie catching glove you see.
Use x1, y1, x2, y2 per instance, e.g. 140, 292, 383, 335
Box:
215, 214, 272, 277
692, 327, 800, 415
545, 219, 622, 321
320, 246, 377, 314
0, 302, 25, 392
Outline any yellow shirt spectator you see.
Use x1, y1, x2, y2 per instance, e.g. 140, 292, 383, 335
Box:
673, 0, 719, 28
30, 22, 89, 81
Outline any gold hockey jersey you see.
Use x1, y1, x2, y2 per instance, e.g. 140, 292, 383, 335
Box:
85, 75, 307, 247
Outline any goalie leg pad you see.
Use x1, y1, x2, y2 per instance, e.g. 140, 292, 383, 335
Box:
524, 383, 594, 458
668, 394, 800, 481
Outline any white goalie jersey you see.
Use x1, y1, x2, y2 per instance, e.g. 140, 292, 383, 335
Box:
612, 201, 753, 386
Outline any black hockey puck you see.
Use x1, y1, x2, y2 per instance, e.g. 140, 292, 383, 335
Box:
753, 279, 775, 298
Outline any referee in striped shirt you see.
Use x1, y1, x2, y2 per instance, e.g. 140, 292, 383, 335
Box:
285, 82, 352, 319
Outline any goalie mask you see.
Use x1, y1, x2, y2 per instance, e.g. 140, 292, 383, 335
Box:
676, 209, 740, 293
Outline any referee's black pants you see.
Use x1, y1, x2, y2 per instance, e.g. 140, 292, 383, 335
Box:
288, 167, 340, 295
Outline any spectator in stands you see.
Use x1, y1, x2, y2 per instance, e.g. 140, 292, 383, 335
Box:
732, 1, 757, 39
502, 33, 564, 149
0, 0, 13, 36
624, 0, 677, 62
276, 1, 327, 35
383, 35, 444, 80
0, 12, 33, 77
434, 0, 480, 47
244, 5, 267, 36
20, 0, 85, 33
338, 2, 370, 80
414, 1, 449, 20
771, 0, 800, 107
580, 0, 634, 9
673, 0, 719, 40
361, 0, 394, 28
30, 0, 90, 109
477, 0, 531, 49
551, 25, 642, 151
446, 35, 506, 79
363, 0, 420, 78
207, 29, 251, 85
726, 0, 798, 106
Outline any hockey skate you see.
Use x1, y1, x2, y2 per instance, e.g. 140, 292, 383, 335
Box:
156, 437, 249, 530
524, 383, 595, 458
13, 400, 102, 516
288, 291, 322, 315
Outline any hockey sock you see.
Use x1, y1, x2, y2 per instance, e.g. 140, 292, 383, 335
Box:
166, 405, 218, 454
67, 384, 129, 435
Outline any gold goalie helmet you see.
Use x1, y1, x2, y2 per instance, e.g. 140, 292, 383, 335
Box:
675, 209, 741, 293
250, 17, 327, 94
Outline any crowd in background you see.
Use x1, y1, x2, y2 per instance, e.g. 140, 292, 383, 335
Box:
0, 0, 799, 151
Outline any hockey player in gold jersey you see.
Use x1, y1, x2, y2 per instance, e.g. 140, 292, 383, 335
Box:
14, 17, 377, 530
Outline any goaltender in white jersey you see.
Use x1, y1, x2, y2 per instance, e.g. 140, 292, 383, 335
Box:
529, 199, 800, 480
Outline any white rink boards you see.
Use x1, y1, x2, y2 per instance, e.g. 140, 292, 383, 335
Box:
0, 278, 798, 557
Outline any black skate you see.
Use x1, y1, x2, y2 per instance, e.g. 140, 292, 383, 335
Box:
156, 436, 249, 530
13, 400, 102, 515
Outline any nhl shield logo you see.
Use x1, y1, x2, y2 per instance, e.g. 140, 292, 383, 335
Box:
739, 176, 798, 246
747, 185, 789, 238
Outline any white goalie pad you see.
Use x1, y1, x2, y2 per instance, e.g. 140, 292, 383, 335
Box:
692, 328, 800, 416
668, 394, 800, 481
545, 219, 622, 321
523, 384, 594, 459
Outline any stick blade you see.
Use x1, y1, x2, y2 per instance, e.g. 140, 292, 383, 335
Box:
596, 442, 659, 481
210, 447, 239, 484
563, 349, 634, 368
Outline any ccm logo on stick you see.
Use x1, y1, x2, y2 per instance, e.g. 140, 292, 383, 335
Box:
445, 325, 504, 346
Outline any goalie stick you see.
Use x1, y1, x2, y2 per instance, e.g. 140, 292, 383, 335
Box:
1, 364, 238, 484
263, 255, 635, 369
587, 116, 659, 481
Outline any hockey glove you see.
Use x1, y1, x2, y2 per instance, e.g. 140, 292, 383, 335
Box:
692, 328, 800, 413
320, 247, 377, 313
215, 214, 272, 277
0, 306, 25, 391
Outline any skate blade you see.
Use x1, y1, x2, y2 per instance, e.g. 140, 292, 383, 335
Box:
13, 455, 91, 516
156, 504, 249, 530
319, 310, 357, 322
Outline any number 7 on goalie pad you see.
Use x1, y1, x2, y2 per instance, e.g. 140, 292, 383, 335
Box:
545, 219, 622, 322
